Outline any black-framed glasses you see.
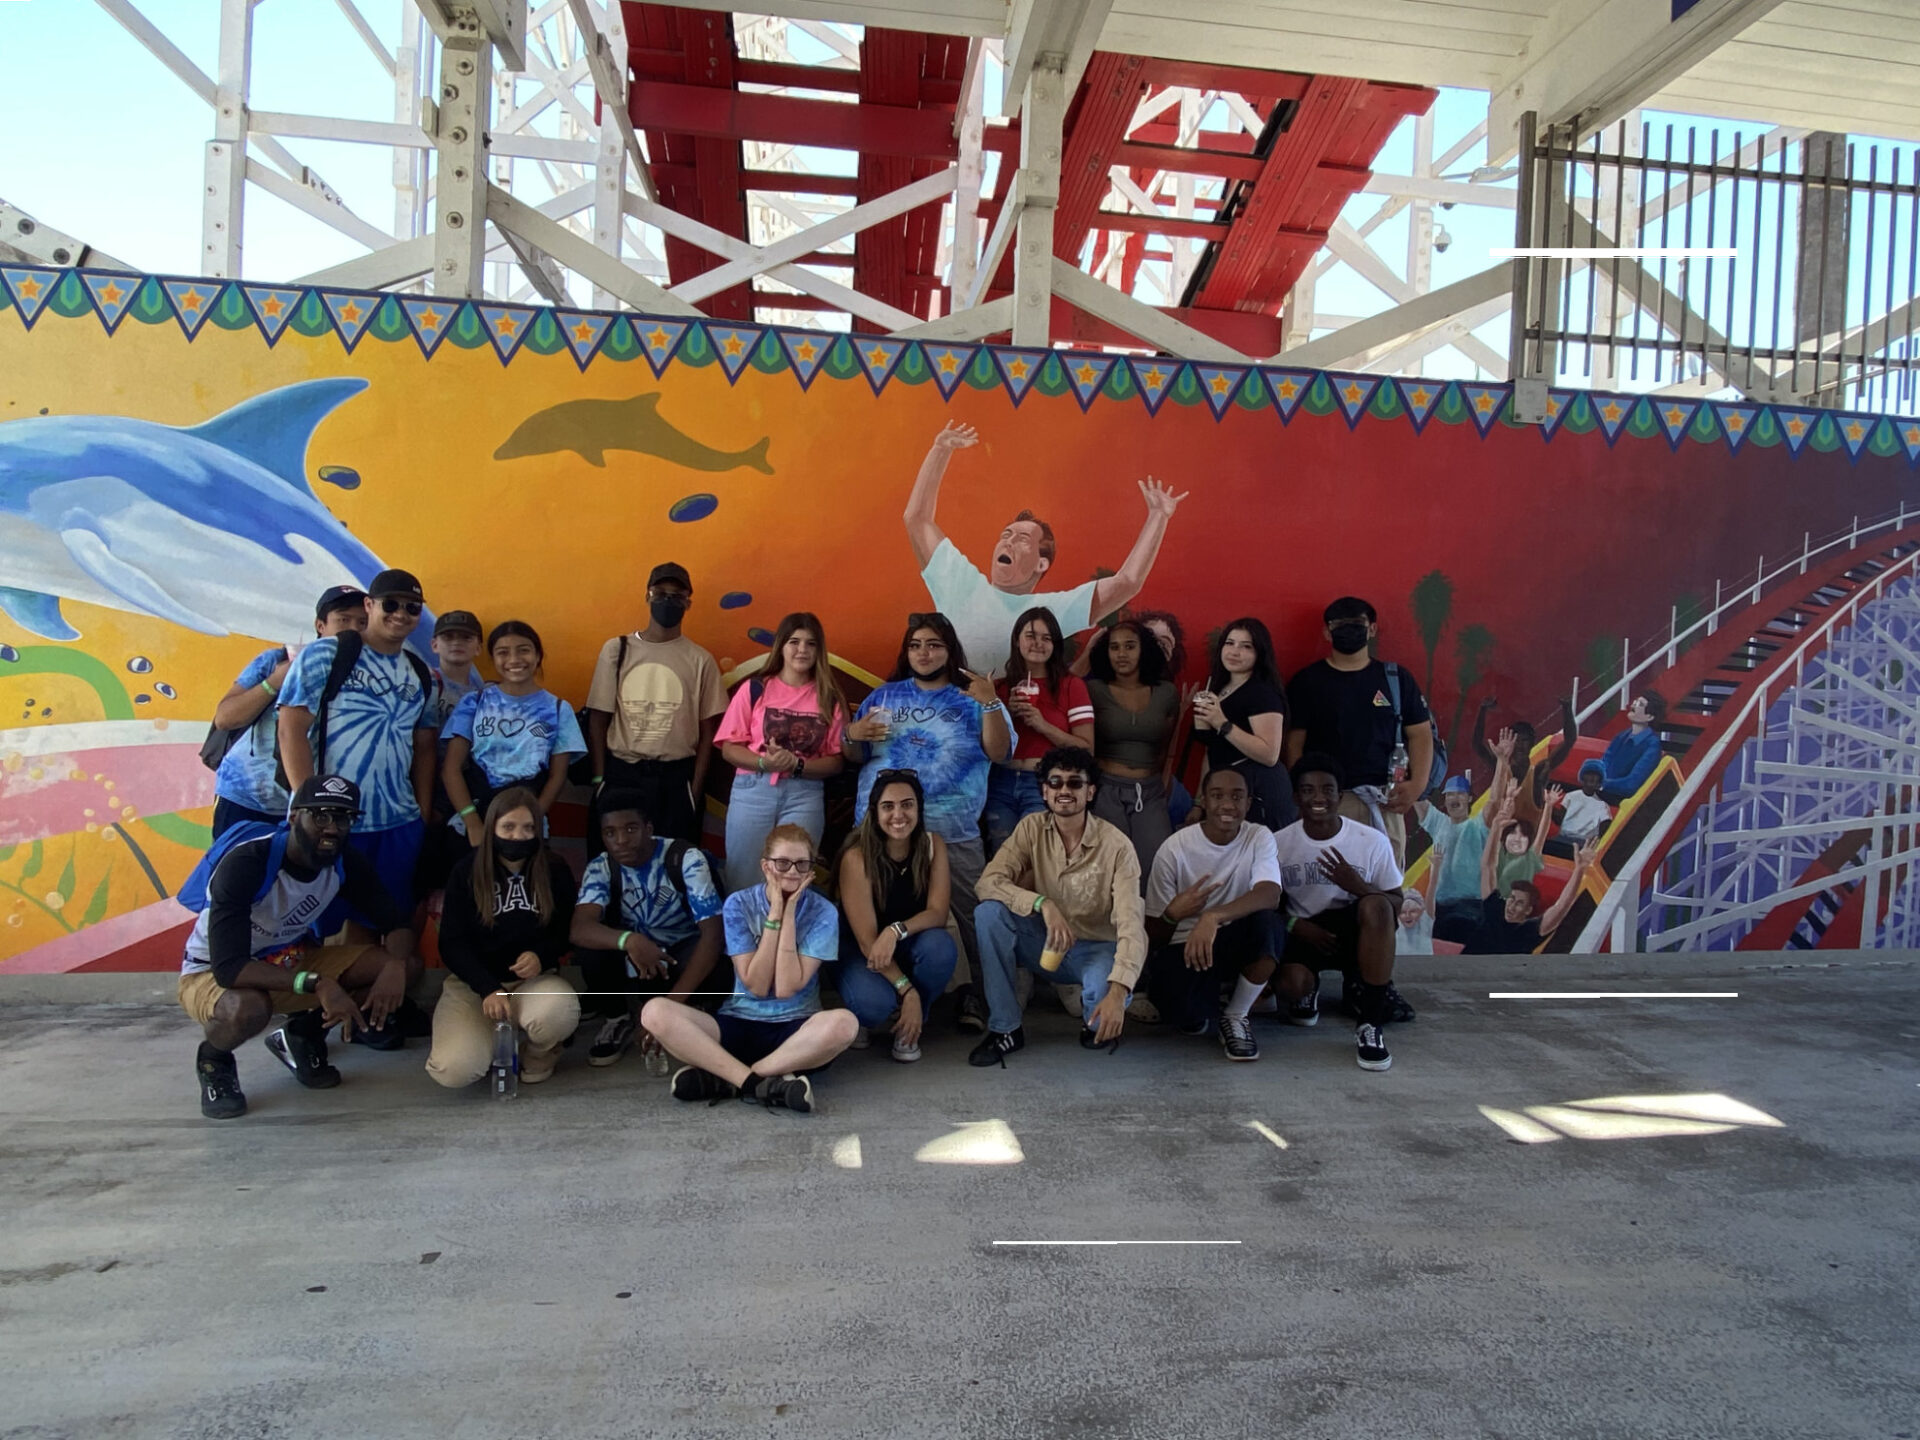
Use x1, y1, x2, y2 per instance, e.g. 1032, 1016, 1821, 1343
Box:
379, 598, 423, 617
303, 807, 355, 827
764, 857, 812, 874
1043, 775, 1091, 791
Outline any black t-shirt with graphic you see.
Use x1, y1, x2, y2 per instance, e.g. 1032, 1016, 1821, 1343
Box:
1285, 658, 1431, 788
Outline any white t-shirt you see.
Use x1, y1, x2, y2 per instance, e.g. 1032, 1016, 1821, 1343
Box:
1558, 790, 1612, 842
1145, 822, 1282, 942
1271, 817, 1404, 920
920, 538, 1100, 675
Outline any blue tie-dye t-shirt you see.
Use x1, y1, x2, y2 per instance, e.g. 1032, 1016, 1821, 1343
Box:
281, 639, 434, 832
428, 668, 484, 750
442, 685, 587, 788
719, 885, 835, 1022
576, 842, 722, 949
852, 679, 1000, 843
212, 644, 292, 814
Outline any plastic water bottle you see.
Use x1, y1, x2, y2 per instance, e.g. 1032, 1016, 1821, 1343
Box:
490, 1020, 519, 1100
1387, 742, 1411, 793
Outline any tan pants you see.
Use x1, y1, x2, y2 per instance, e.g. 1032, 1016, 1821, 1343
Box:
426, 974, 580, 1089
1337, 791, 1409, 870
177, 944, 384, 1027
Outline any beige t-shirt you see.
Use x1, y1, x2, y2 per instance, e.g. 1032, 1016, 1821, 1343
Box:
585, 633, 727, 763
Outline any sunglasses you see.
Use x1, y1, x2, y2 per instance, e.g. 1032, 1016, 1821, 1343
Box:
874, 769, 920, 788
379, 598, 423, 617
1043, 775, 1091, 791
764, 857, 812, 874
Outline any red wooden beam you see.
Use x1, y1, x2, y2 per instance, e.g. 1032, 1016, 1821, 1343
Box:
632, 81, 961, 158
1136, 59, 1311, 101
1095, 211, 1227, 239
734, 59, 862, 92
1116, 141, 1264, 181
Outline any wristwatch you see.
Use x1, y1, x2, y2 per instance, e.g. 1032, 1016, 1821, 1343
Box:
891, 921, 910, 942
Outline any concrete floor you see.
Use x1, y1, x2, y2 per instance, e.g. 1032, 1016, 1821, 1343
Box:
2, 954, 1916, 1440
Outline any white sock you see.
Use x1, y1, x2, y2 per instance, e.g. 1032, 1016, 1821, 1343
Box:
1223, 975, 1267, 1020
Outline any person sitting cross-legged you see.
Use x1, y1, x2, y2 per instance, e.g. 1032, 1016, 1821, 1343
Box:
1271, 753, 1406, 1072
641, 825, 859, 1113
1142, 768, 1285, 1061
568, 789, 724, 1069
968, 745, 1148, 1066
834, 769, 959, 1064
427, 787, 581, 1089
178, 776, 422, 1119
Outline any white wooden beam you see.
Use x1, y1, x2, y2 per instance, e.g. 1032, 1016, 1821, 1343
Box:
245, 159, 396, 252
566, 0, 656, 203
488, 185, 700, 313
1002, 0, 1112, 118
432, 22, 492, 296
292, 184, 593, 288
892, 294, 1015, 342
1274, 266, 1510, 370
1052, 260, 1251, 363
202, 0, 252, 278
1012, 67, 1064, 346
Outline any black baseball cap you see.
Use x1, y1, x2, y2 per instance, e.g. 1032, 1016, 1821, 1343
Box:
647, 562, 692, 591
314, 584, 365, 621
1324, 596, 1377, 624
434, 609, 482, 639
368, 568, 425, 600
289, 775, 361, 813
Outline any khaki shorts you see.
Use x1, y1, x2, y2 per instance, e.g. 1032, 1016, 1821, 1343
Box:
1337, 791, 1409, 870
177, 944, 385, 1028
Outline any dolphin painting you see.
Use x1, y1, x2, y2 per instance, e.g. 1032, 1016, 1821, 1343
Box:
493, 393, 774, 472
0, 378, 430, 648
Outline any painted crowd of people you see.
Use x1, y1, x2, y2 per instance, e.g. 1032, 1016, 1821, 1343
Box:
182, 539, 1665, 1122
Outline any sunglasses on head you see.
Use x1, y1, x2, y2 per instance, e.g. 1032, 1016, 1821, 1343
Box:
379, 597, 423, 617
874, 769, 919, 788
1043, 775, 1091, 791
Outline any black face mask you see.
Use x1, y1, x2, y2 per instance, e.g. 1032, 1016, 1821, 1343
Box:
495, 837, 539, 862
650, 596, 690, 628
1328, 621, 1370, 656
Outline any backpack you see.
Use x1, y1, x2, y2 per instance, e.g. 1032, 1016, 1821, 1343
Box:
176, 819, 343, 917
198, 647, 290, 772
275, 630, 433, 791
1384, 662, 1448, 799
568, 635, 628, 786
604, 838, 693, 928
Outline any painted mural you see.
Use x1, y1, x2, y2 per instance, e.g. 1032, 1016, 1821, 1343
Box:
2, 263, 1916, 970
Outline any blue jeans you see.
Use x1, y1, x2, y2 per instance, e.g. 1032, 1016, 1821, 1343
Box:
723, 770, 825, 893
832, 927, 959, 1028
983, 767, 1044, 855
974, 900, 1116, 1035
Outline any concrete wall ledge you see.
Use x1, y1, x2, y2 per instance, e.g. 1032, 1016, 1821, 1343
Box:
4, 952, 1911, 1007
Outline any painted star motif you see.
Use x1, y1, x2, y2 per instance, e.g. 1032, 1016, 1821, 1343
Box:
1342, 382, 1364, 404
1663, 405, 1686, 428
179, 288, 205, 311
1209, 373, 1233, 395
864, 344, 891, 369
1409, 386, 1432, 408
1724, 412, 1744, 430
1075, 362, 1098, 385
258, 294, 283, 317
338, 300, 363, 325
493, 313, 518, 336
793, 339, 818, 363
15, 276, 41, 299
936, 351, 959, 373
1276, 378, 1298, 399
1602, 401, 1624, 423
1006, 358, 1029, 380
98, 281, 124, 306
721, 334, 744, 356
646, 326, 671, 351
572, 321, 596, 343
1474, 392, 1494, 413
1142, 366, 1166, 389
1845, 421, 1865, 442
419, 307, 444, 330
1785, 417, 1807, 436
1545, 397, 1561, 416
1906, 426, 1920, 446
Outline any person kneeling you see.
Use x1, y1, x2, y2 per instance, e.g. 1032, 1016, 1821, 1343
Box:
969, 745, 1148, 1066
178, 777, 421, 1119
836, 769, 959, 1063
427, 788, 581, 1089
641, 825, 857, 1113
1144, 768, 1284, 1061
1271, 753, 1406, 1072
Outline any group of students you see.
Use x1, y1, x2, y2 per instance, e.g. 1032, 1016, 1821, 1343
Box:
182, 562, 1665, 1120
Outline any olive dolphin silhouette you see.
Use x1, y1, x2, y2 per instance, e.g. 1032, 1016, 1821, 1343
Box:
493, 393, 773, 473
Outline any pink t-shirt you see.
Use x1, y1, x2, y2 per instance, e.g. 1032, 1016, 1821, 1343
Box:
716, 675, 846, 785
997, 674, 1095, 762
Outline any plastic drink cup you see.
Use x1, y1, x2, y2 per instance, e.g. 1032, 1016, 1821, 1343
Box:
1039, 947, 1065, 972
866, 706, 892, 738
1012, 678, 1040, 702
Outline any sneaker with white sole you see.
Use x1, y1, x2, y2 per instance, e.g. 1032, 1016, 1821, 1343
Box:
752, 1074, 813, 1113
1127, 993, 1162, 1025
1218, 1015, 1259, 1061
587, 1014, 635, 1067
1286, 989, 1321, 1027
1356, 1023, 1392, 1071
850, 1025, 871, 1050
890, 1033, 922, 1063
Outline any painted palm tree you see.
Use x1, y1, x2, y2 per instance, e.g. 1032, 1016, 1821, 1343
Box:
1410, 569, 1454, 696
1447, 623, 1496, 756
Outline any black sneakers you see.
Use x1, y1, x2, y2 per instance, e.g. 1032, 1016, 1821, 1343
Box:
1341, 977, 1416, 1023
753, 1074, 813, 1114
968, 1027, 1026, 1068
266, 1011, 342, 1089
1356, 1023, 1392, 1072
955, 989, 989, 1034
1286, 988, 1321, 1027
1079, 1025, 1121, 1054
197, 1043, 247, 1120
1218, 1015, 1259, 1061
670, 1066, 737, 1104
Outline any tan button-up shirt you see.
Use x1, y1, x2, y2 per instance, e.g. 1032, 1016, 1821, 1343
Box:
977, 811, 1148, 989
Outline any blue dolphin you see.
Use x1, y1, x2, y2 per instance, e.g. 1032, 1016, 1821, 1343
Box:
0, 378, 431, 648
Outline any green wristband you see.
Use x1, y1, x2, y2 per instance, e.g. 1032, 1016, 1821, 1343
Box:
1031, 894, 1047, 914
457, 803, 477, 818
292, 970, 312, 995
260, 678, 280, 697
763, 918, 782, 932
617, 930, 633, 952
891, 973, 912, 995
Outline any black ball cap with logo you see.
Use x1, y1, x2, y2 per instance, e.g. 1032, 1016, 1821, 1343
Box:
367, 568, 424, 601
290, 775, 362, 814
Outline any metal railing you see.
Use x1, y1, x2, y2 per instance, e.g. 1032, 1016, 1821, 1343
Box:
1510, 114, 1920, 416
1566, 503, 1917, 729
1572, 544, 1920, 952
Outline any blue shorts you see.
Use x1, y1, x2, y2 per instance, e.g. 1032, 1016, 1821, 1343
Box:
716, 1011, 819, 1068
346, 820, 424, 923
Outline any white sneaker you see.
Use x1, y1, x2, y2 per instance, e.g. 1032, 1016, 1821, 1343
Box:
1057, 984, 1083, 1019
891, 1033, 922, 1063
